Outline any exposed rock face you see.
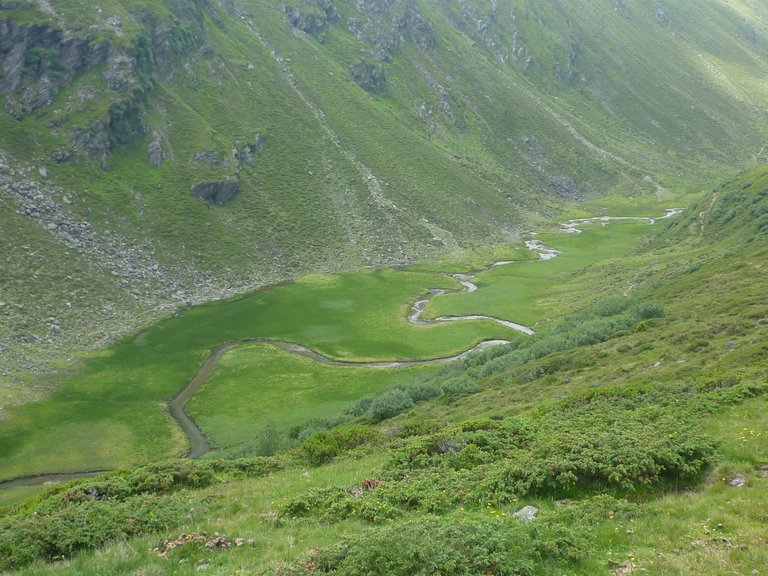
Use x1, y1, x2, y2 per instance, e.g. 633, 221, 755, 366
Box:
0, 19, 109, 117
104, 53, 135, 91
193, 148, 228, 167
284, 1, 339, 41
348, 0, 435, 60
148, 130, 170, 167
353, 61, 388, 94
191, 181, 240, 205
193, 134, 264, 169
2, 8, 203, 170
71, 121, 111, 170
234, 134, 265, 166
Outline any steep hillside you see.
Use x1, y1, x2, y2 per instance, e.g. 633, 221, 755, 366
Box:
2, 0, 768, 387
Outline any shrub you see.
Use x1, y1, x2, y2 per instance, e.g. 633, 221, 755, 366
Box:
344, 394, 375, 418
301, 424, 383, 465
278, 514, 590, 575
0, 493, 194, 570
439, 373, 481, 395
365, 389, 414, 423
399, 380, 443, 402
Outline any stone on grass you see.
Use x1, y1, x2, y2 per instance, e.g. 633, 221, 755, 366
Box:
513, 505, 539, 524
728, 474, 747, 488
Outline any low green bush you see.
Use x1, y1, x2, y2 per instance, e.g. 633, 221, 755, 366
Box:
282, 384, 721, 523
277, 513, 590, 575
0, 457, 286, 570
397, 380, 444, 402
366, 389, 414, 423
0, 493, 195, 570
301, 424, 383, 465
23, 457, 284, 510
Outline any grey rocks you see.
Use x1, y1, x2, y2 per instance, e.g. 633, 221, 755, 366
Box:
148, 130, 170, 167
352, 61, 388, 94
284, 1, 339, 42
193, 135, 264, 169
191, 181, 240, 205
513, 505, 539, 524
0, 18, 109, 117
71, 121, 111, 169
728, 474, 747, 488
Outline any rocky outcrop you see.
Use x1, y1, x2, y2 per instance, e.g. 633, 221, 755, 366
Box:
148, 129, 171, 167
450, 0, 508, 64
347, 0, 435, 61
71, 121, 111, 169
352, 61, 388, 94
191, 181, 240, 205
234, 134, 265, 167
193, 135, 264, 169
284, 1, 339, 41
0, 18, 109, 117
1, 7, 203, 168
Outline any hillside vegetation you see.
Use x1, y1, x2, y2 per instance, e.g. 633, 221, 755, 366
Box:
3, 1, 768, 573
3, 0, 768, 384
0, 167, 766, 575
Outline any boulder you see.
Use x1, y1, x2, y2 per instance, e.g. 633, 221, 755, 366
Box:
513, 505, 539, 524
191, 181, 240, 205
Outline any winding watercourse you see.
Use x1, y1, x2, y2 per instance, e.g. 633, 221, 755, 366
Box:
0, 209, 682, 488
170, 208, 683, 459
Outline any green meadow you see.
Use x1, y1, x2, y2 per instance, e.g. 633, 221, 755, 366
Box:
425, 219, 664, 325
188, 342, 438, 451
0, 208, 675, 482
0, 269, 513, 481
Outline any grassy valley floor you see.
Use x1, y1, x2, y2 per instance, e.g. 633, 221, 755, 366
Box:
1, 173, 767, 575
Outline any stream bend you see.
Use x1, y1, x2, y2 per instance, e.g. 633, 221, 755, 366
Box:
170, 337, 516, 459
0, 209, 683, 488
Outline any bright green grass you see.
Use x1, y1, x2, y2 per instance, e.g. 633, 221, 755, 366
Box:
0, 486, 46, 510
188, 342, 438, 449
0, 206, 684, 481
0, 269, 514, 481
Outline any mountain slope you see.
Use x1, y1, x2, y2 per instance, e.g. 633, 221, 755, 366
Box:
2, 0, 768, 384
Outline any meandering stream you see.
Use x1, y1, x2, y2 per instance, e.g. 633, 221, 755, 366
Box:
171, 209, 684, 459
0, 209, 682, 488
171, 337, 517, 458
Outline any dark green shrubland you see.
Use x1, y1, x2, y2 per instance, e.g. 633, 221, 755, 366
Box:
0, 457, 283, 570
277, 513, 591, 576
300, 424, 384, 466
277, 381, 750, 526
